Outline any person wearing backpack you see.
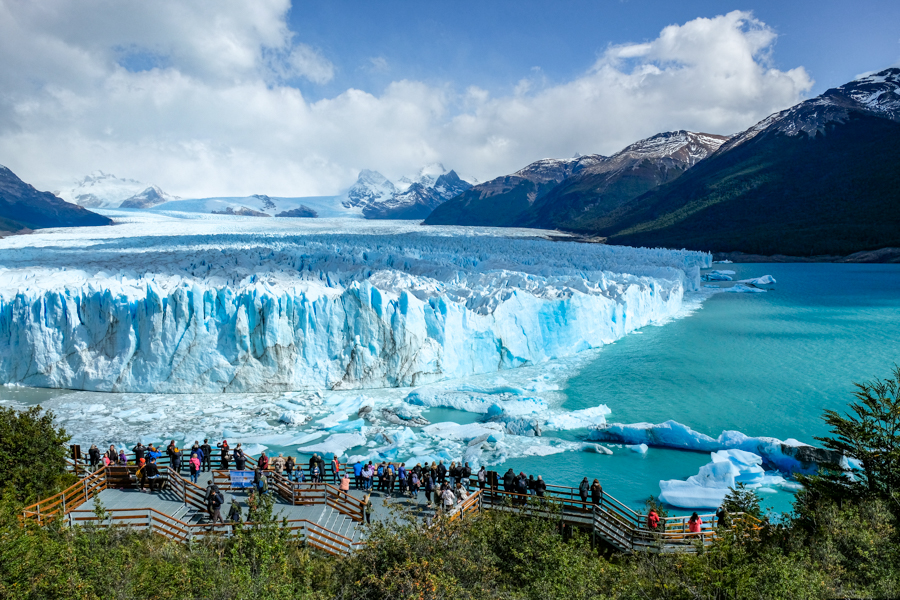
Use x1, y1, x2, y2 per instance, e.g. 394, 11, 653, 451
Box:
258, 473, 269, 496
462, 463, 472, 490
209, 488, 225, 525
477, 466, 486, 490
578, 477, 590, 505
409, 471, 420, 499
204, 482, 219, 519
353, 460, 363, 489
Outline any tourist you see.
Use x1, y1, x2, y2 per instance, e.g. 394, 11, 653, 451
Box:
105, 444, 118, 465
503, 468, 515, 493
145, 459, 162, 492
171, 446, 182, 472
363, 493, 373, 525
258, 451, 270, 471
590, 479, 602, 506
360, 463, 371, 490
204, 482, 219, 518
118, 448, 128, 466
578, 477, 590, 504
227, 499, 242, 525
191, 440, 201, 463
424, 471, 435, 507
146, 444, 162, 463
455, 481, 469, 504
311, 462, 320, 483
285, 456, 295, 481
88, 444, 100, 471
200, 439, 212, 472
688, 512, 703, 536
308, 454, 319, 481
535, 475, 547, 498
189, 452, 201, 484
477, 466, 486, 490
462, 462, 472, 490
216, 440, 230, 470
296, 463, 306, 483
132, 442, 146, 463
340, 473, 351, 498
353, 460, 363, 489
448, 461, 458, 488
441, 485, 456, 513
166, 440, 176, 465
233, 444, 246, 471
376, 462, 385, 492
437, 460, 447, 485
332, 455, 341, 482
409, 470, 420, 499
516, 473, 528, 504
136, 458, 146, 491
647, 509, 661, 531
271, 453, 285, 475
716, 506, 729, 528
527, 475, 536, 495
397, 463, 407, 495
209, 486, 225, 526
316, 454, 327, 483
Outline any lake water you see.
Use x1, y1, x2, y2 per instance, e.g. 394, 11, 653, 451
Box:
3, 262, 898, 515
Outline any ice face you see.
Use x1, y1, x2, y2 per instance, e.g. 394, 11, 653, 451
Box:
0, 213, 709, 393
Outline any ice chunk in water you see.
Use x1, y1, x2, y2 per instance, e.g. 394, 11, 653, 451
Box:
297, 433, 366, 457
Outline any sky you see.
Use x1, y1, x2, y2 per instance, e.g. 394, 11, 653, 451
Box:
1, 0, 898, 198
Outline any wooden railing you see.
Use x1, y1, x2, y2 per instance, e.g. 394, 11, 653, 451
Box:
63, 508, 354, 555
325, 484, 365, 522
447, 489, 482, 523
22, 467, 108, 525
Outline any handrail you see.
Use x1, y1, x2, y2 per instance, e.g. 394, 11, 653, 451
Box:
22, 467, 108, 524
447, 489, 482, 523
324, 483, 364, 521
64, 508, 355, 555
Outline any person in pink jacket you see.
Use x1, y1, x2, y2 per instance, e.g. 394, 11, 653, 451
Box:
189, 452, 202, 484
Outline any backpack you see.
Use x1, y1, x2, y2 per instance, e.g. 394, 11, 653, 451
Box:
259, 476, 268, 492
213, 492, 224, 507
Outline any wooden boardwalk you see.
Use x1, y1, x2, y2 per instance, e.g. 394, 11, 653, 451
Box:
24, 455, 759, 556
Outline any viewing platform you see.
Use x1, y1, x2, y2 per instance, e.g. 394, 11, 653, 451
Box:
21, 452, 759, 556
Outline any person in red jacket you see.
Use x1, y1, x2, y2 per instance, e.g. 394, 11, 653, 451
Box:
647, 509, 661, 531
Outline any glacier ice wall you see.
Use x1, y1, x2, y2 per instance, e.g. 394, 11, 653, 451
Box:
0, 217, 710, 393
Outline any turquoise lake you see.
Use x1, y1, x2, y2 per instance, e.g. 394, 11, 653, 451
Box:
501, 262, 900, 514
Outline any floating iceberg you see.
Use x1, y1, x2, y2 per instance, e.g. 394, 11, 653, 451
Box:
0, 214, 709, 393
297, 432, 366, 457
659, 448, 800, 509
592, 420, 841, 474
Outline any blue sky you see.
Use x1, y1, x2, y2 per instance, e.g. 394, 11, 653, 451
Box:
286, 0, 900, 100
1, 1, 897, 197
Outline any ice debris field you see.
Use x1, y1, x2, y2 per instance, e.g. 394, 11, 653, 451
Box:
0, 211, 796, 510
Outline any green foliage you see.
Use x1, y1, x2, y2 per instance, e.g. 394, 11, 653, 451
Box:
806, 365, 900, 506
0, 405, 71, 503
722, 483, 764, 520
643, 495, 669, 520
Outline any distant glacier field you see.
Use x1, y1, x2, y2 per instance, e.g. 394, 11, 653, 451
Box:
3, 212, 898, 513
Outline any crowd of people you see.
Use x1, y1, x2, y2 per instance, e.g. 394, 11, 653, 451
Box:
83, 438, 729, 536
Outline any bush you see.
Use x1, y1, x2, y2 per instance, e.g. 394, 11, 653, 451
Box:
0, 406, 71, 503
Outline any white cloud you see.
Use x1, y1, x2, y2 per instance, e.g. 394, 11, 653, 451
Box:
0, 5, 812, 198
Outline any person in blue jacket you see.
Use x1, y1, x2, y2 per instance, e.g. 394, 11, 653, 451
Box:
353, 460, 363, 489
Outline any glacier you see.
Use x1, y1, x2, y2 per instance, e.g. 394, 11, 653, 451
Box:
0, 212, 709, 393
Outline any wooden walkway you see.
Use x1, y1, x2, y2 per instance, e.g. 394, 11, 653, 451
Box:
23, 455, 758, 556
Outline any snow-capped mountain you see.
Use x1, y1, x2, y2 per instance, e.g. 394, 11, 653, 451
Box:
1, 164, 112, 233
425, 130, 727, 228
342, 164, 474, 220
119, 185, 176, 209
720, 67, 900, 153
596, 67, 900, 257
60, 171, 177, 209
